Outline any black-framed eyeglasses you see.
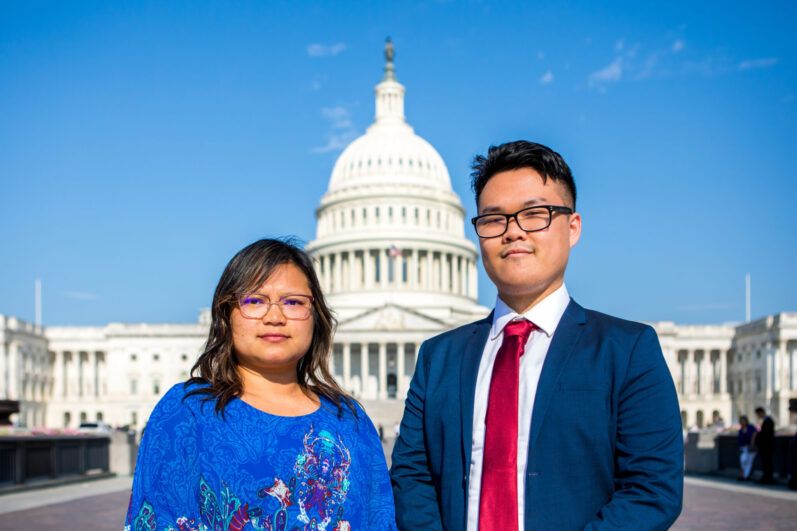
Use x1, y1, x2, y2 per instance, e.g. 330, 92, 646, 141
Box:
237, 294, 314, 320
471, 205, 573, 238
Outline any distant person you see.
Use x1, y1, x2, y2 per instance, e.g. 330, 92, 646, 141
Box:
390, 140, 683, 530
126, 239, 396, 529
737, 415, 757, 481
754, 406, 776, 484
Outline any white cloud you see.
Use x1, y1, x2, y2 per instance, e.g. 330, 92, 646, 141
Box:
589, 57, 623, 88
539, 70, 554, 85
672, 39, 685, 52
321, 106, 353, 129
312, 106, 358, 154
312, 131, 359, 154
614, 39, 625, 52
738, 57, 778, 71
62, 291, 98, 301
307, 42, 347, 58
536, 51, 545, 60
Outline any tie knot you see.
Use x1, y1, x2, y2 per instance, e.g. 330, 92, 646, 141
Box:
503, 318, 535, 340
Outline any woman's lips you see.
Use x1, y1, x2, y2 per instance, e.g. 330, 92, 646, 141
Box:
258, 334, 289, 342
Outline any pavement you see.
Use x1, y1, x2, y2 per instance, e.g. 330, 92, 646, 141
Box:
0, 474, 795, 530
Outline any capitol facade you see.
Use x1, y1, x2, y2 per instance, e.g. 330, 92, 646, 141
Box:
1, 44, 796, 433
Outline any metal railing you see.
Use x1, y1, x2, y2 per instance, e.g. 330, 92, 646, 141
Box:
0, 435, 110, 491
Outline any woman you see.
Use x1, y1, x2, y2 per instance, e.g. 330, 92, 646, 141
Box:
125, 239, 396, 530
738, 415, 758, 481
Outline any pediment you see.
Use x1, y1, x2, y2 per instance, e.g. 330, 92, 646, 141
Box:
338, 303, 448, 332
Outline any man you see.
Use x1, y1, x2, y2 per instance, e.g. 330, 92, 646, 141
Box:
754, 406, 776, 484
390, 141, 683, 530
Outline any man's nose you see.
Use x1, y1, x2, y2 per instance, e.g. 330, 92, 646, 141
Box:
502, 215, 526, 241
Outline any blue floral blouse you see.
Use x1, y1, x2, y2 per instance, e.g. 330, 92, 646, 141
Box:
125, 383, 396, 530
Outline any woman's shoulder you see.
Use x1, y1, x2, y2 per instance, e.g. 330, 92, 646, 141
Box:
150, 380, 212, 418
318, 396, 379, 433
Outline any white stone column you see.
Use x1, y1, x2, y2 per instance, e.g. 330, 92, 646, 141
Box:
438, 253, 445, 292
470, 259, 478, 299
379, 250, 388, 288
55, 352, 63, 399
453, 255, 461, 295
460, 255, 467, 295
720, 350, 729, 395
775, 340, 785, 392
425, 251, 433, 290
361, 343, 370, 398
346, 250, 358, 291
8, 342, 19, 399
410, 249, 418, 289
365, 249, 374, 289
395, 253, 402, 287
335, 252, 343, 293
683, 351, 693, 397
319, 254, 328, 292
0, 341, 7, 400
378, 343, 388, 400
398, 342, 406, 398
343, 343, 351, 392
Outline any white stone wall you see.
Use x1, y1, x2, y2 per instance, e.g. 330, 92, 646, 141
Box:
45, 319, 207, 429
652, 321, 735, 429
0, 314, 50, 427
730, 313, 797, 428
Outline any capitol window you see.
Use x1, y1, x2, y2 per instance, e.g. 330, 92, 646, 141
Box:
153, 380, 161, 395
153, 353, 160, 362
181, 353, 188, 362
130, 379, 138, 395
130, 353, 137, 362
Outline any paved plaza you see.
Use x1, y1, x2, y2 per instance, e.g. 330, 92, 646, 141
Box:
0, 475, 795, 530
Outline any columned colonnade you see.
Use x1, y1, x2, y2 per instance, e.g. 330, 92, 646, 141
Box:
676, 348, 730, 428
50, 349, 107, 426
317, 247, 478, 299
329, 340, 418, 400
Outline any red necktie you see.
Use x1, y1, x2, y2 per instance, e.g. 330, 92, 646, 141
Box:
478, 318, 535, 531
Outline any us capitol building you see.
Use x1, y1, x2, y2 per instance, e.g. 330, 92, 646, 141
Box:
2, 44, 796, 433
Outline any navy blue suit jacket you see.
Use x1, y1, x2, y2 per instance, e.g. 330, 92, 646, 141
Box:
390, 299, 683, 530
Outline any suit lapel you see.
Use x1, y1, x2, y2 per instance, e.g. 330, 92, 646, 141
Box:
461, 313, 492, 475
527, 299, 587, 452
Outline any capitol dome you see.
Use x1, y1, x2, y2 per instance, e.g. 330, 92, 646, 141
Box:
306, 39, 487, 329
327, 112, 453, 194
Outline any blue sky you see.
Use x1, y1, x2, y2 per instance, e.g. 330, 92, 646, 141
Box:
1, 0, 795, 326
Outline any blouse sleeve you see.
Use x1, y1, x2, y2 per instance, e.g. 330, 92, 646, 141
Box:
125, 384, 201, 530
358, 409, 398, 530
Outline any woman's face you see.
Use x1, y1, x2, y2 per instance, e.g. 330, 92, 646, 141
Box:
231, 262, 315, 375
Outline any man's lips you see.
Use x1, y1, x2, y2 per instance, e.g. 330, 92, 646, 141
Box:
501, 247, 534, 258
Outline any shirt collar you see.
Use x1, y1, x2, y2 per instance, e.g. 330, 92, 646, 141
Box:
490, 283, 571, 340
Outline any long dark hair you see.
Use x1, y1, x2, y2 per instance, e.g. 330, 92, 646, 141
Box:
185, 238, 357, 418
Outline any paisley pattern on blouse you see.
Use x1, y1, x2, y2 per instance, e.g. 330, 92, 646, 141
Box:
124, 383, 395, 530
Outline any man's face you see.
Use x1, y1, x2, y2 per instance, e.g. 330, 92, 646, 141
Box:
477, 168, 581, 311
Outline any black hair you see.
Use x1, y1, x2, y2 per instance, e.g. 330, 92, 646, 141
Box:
755, 406, 766, 415
185, 237, 357, 418
470, 140, 577, 209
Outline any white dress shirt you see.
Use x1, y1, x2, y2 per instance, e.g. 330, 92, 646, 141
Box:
466, 283, 571, 531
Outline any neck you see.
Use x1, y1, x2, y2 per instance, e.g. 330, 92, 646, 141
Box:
237, 363, 303, 397
500, 279, 563, 314
236, 363, 319, 415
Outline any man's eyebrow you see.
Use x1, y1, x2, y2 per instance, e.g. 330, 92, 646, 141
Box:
479, 197, 548, 214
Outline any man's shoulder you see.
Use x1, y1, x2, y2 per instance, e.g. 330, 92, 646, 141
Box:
421, 316, 491, 349
579, 304, 654, 337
